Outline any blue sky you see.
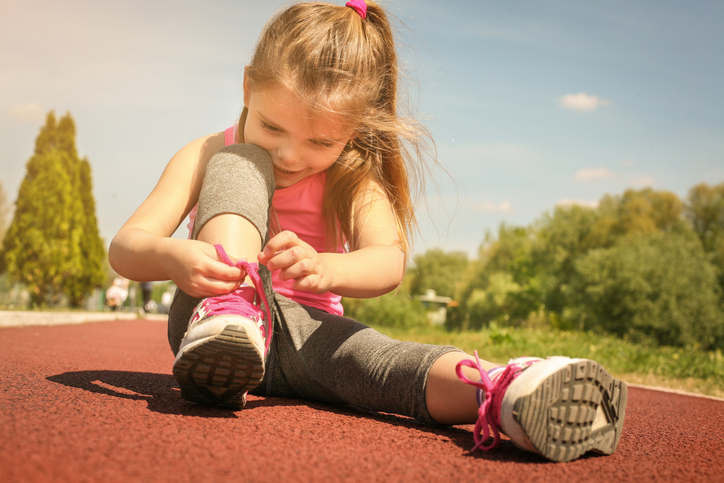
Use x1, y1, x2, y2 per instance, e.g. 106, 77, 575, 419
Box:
2, 0, 723, 257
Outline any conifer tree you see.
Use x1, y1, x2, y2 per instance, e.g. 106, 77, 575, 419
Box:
0, 181, 9, 247
2, 111, 106, 307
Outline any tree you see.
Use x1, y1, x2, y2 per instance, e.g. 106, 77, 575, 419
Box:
464, 272, 524, 328
453, 187, 715, 340
65, 157, 106, 306
685, 182, 724, 292
686, 182, 724, 249
2, 112, 106, 307
531, 189, 687, 320
565, 231, 724, 350
407, 248, 469, 298
453, 224, 541, 330
532, 204, 601, 315
587, 188, 685, 247
0, 181, 9, 250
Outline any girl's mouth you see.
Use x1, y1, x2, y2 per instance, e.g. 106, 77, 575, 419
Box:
274, 164, 303, 176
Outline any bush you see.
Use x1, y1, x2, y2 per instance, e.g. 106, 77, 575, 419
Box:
343, 291, 427, 329
564, 231, 724, 350
463, 272, 523, 329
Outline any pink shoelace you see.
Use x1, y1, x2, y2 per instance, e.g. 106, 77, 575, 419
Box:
210, 244, 273, 355
456, 351, 523, 452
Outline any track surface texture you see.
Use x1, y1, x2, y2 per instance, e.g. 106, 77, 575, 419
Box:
1, 317, 723, 482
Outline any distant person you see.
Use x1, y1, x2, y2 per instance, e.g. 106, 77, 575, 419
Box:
140, 281, 154, 313
108, 1, 626, 462
105, 277, 128, 311
156, 287, 174, 314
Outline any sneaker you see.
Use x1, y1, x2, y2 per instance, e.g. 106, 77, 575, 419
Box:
172, 244, 273, 409
457, 352, 627, 462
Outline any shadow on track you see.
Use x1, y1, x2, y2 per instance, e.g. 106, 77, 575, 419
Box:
46, 370, 238, 418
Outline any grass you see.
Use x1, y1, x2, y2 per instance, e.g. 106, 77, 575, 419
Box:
368, 323, 724, 399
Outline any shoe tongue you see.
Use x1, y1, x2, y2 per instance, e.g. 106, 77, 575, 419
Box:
487, 366, 507, 383
233, 284, 257, 304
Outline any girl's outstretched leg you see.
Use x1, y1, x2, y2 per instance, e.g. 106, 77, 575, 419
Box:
170, 144, 276, 409
427, 351, 628, 462
425, 351, 499, 425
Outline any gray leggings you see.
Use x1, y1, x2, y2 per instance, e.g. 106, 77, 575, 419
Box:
168, 144, 460, 424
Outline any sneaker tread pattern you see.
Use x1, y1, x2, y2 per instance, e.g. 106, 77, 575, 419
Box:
172, 324, 265, 409
513, 360, 627, 462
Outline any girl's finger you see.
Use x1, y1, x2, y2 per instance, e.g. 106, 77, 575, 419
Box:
204, 260, 246, 282
186, 279, 242, 298
291, 274, 324, 293
279, 257, 319, 282
206, 279, 243, 295
265, 246, 307, 271
262, 231, 303, 256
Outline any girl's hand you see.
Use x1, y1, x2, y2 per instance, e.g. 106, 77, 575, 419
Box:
258, 231, 332, 293
162, 239, 246, 298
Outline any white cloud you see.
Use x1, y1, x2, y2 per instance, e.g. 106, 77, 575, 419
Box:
9, 102, 45, 123
631, 175, 655, 187
557, 199, 599, 209
573, 167, 616, 181
559, 92, 611, 112
468, 201, 514, 214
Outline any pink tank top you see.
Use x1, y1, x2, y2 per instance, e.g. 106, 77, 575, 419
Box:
187, 126, 345, 315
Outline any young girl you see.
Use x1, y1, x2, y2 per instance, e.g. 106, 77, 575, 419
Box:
109, 0, 627, 463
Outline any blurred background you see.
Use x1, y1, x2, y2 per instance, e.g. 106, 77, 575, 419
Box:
1, 1, 723, 364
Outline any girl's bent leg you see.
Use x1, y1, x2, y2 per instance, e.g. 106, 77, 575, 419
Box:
168, 144, 279, 408
168, 143, 275, 354
192, 143, 275, 261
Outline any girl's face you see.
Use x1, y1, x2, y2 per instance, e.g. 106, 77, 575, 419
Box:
243, 76, 354, 189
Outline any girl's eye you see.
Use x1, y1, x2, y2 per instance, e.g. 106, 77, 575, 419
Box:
312, 140, 334, 149
260, 121, 281, 133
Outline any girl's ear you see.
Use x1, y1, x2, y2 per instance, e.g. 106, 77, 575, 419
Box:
243, 66, 251, 108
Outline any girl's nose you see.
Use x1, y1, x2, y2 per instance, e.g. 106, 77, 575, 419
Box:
276, 141, 302, 166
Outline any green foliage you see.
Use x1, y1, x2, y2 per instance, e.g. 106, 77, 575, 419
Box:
565, 231, 724, 350
464, 272, 524, 328
452, 224, 542, 330
407, 248, 468, 298
685, 182, 724, 292
532, 205, 601, 314
604, 188, 684, 238
686, 182, 724, 250
66, 157, 106, 306
0, 182, 10, 269
1, 111, 106, 307
444, 186, 724, 350
343, 290, 427, 329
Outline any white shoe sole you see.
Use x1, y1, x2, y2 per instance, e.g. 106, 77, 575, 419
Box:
172, 316, 265, 409
500, 357, 627, 462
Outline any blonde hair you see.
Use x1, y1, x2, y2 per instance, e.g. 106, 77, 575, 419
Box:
239, 1, 432, 260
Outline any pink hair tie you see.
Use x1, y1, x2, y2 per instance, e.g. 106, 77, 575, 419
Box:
346, 0, 367, 19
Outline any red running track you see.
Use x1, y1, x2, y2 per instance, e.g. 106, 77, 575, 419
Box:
1, 319, 723, 482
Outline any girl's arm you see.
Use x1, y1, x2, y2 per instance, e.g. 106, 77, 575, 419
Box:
259, 180, 405, 298
108, 132, 246, 298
